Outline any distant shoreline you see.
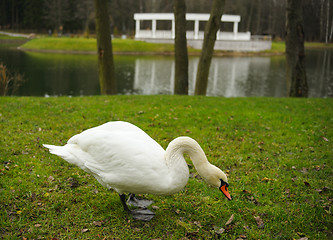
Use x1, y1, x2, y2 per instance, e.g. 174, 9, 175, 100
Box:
2, 34, 331, 57
16, 46, 285, 57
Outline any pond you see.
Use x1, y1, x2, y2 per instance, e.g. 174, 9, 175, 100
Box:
0, 42, 332, 97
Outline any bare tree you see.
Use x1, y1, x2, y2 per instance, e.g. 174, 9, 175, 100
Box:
43, 0, 69, 35
75, 0, 95, 38
285, 0, 308, 97
325, 0, 330, 44
173, 0, 188, 95
94, 0, 117, 94
194, 0, 226, 95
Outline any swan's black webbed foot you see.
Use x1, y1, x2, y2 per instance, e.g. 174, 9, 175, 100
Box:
119, 194, 155, 221
127, 193, 153, 208
130, 208, 155, 221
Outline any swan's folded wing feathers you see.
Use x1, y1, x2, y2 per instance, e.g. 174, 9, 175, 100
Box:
46, 121, 173, 195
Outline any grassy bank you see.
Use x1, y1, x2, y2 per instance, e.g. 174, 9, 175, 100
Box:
20, 37, 178, 54
0, 34, 27, 40
4, 34, 333, 55
0, 96, 332, 239
19, 37, 287, 55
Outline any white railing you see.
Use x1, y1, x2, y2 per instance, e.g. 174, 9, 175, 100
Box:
135, 30, 251, 41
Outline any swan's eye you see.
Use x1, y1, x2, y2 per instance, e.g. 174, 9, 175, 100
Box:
220, 179, 229, 188
219, 179, 232, 200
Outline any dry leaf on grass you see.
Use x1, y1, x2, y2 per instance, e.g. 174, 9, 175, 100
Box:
225, 214, 234, 225
254, 216, 264, 229
93, 221, 103, 227
213, 226, 225, 235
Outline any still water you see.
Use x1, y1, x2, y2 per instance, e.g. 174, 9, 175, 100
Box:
0, 42, 332, 97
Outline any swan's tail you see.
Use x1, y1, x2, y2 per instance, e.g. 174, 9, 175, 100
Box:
43, 144, 86, 169
43, 144, 66, 157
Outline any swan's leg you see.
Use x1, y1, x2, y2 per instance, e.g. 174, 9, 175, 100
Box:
119, 193, 155, 221
127, 194, 153, 208
119, 194, 130, 212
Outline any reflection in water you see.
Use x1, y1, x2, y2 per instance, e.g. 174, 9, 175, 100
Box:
0, 43, 332, 97
134, 57, 286, 97
306, 49, 333, 98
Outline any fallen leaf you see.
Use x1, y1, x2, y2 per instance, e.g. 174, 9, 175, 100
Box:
321, 136, 329, 142
81, 228, 89, 233
213, 226, 225, 235
322, 186, 332, 192
314, 165, 321, 171
297, 231, 306, 237
254, 216, 264, 229
239, 234, 247, 239
68, 177, 80, 188
304, 181, 310, 187
261, 177, 273, 182
193, 221, 202, 228
300, 168, 308, 174
225, 214, 234, 225
93, 221, 103, 227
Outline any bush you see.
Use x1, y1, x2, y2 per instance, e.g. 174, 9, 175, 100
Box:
0, 63, 25, 96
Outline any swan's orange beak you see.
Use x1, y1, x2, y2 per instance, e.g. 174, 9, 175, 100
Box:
220, 183, 232, 200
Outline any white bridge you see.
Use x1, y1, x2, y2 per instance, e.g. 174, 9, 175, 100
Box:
134, 13, 271, 51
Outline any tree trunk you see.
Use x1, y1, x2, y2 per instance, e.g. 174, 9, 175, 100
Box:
173, 0, 188, 95
320, 0, 324, 41
255, 0, 262, 34
325, 0, 329, 44
194, 0, 226, 95
246, 1, 254, 32
94, 0, 117, 95
285, 0, 308, 97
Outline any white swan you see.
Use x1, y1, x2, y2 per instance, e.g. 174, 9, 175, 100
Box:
43, 121, 231, 220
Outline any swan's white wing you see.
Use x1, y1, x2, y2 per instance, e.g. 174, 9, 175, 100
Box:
56, 122, 171, 194
44, 121, 175, 194
70, 121, 163, 151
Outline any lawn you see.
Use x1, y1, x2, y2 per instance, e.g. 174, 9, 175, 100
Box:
19, 37, 177, 54
19, 37, 286, 55
3, 34, 332, 56
0, 96, 332, 239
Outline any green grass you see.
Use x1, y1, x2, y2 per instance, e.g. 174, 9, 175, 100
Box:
269, 41, 286, 53
0, 34, 27, 40
304, 42, 333, 48
6, 35, 333, 55
19, 37, 288, 55
20, 37, 177, 53
0, 96, 332, 239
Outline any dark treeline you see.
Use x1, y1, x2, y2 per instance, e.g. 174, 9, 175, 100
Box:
1, 0, 332, 42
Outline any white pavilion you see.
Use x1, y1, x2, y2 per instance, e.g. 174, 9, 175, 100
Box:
133, 13, 271, 51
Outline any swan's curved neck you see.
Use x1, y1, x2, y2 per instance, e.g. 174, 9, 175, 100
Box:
165, 137, 211, 182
